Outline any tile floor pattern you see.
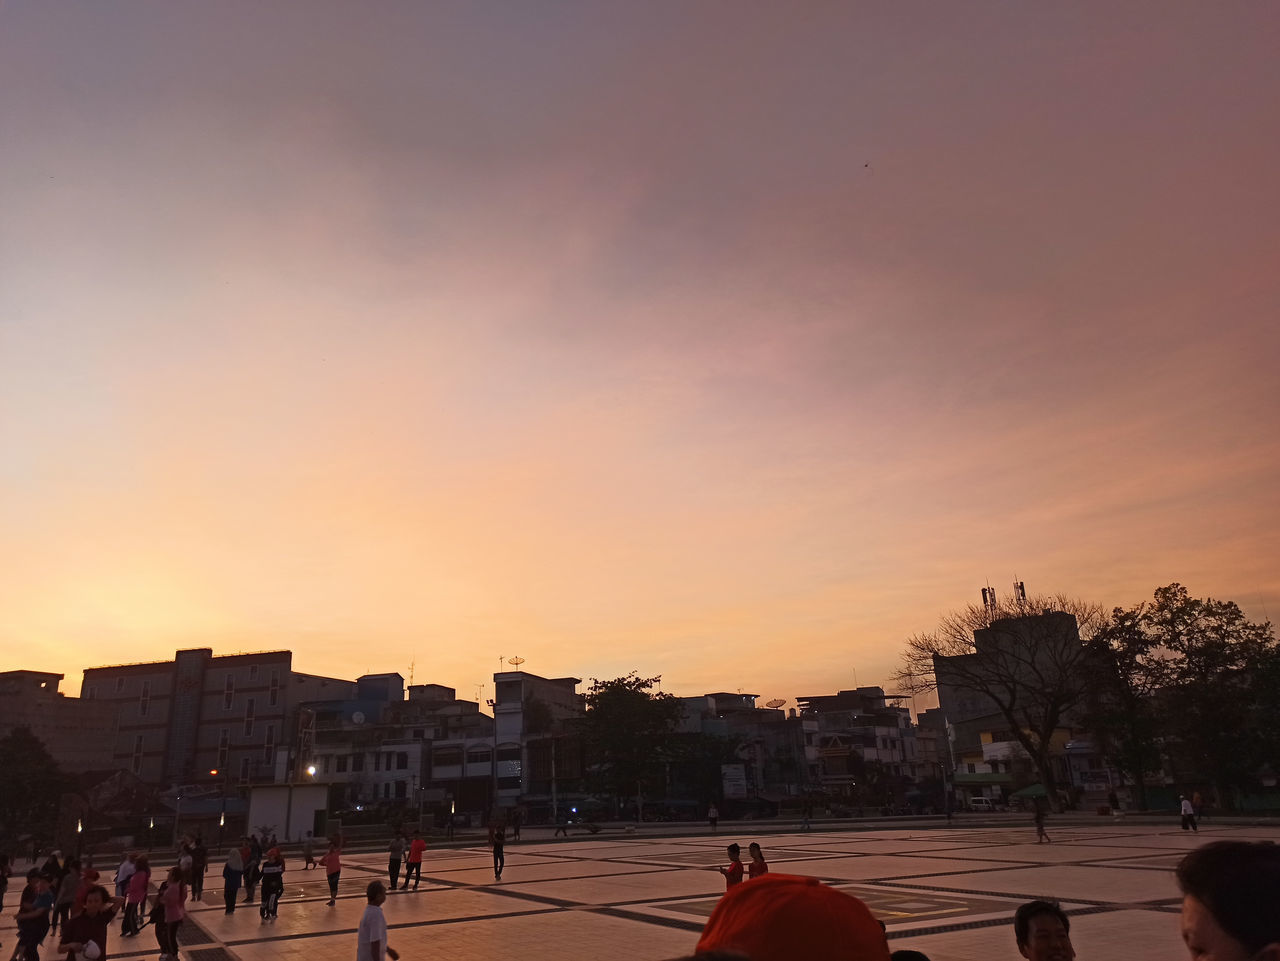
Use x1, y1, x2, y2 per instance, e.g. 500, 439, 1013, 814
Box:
4, 821, 1278, 961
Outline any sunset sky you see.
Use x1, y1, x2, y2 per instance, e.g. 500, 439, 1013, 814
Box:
2, 2, 1277, 708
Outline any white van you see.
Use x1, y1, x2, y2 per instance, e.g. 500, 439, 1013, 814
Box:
969, 797, 998, 812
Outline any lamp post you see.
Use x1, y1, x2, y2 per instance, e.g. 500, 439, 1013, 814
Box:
210, 769, 229, 852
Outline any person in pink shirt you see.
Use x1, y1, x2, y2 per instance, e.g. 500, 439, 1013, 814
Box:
319, 842, 342, 906
121, 855, 150, 936
153, 866, 186, 961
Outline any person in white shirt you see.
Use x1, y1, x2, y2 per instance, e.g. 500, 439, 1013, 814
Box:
356, 881, 399, 961
1180, 795, 1199, 832
114, 854, 136, 899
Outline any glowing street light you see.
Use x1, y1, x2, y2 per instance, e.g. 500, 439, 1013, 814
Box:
306, 764, 317, 777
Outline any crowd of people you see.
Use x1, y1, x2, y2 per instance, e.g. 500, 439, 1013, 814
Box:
3, 832, 1276, 961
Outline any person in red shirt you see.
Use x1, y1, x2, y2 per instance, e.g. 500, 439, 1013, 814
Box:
718, 844, 744, 891
748, 842, 769, 879
404, 833, 427, 892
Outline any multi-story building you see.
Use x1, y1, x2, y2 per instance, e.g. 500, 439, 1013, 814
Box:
0, 671, 117, 774
80, 648, 354, 787
491, 670, 584, 814
795, 686, 919, 801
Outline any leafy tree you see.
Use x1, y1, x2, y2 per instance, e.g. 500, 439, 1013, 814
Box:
1139, 584, 1276, 804
894, 591, 1105, 812
1084, 605, 1165, 810
0, 727, 70, 848
578, 673, 684, 821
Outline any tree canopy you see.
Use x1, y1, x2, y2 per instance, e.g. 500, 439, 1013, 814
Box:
0, 727, 70, 847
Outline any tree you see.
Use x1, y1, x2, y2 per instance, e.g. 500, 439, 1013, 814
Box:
578, 673, 684, 821
1084, 605, 1165, 810
0, 727, 70, 848
894, 591, 1105, 812
1138, 584, 1276, 804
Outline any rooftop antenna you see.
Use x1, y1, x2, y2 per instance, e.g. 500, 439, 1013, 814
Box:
508, 656, 526, 673
1013, 579, 1027, 602
408, 658, 416, 686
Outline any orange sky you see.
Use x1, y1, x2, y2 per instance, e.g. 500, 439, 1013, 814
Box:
2, 2, 1277, 707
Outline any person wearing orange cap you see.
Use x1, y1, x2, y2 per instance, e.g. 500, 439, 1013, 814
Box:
717, 844, 744, 892
693, 873, 891, 961
258, 848, 285, 921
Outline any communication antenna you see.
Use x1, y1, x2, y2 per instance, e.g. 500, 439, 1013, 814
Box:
408, 658, 416, 686
765, 699, 785, 710
508, 656, 526, 672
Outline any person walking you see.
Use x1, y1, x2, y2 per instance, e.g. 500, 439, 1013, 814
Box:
319, 841, 342, 906
404, 833, 427, 892
717, 844, 744, 891
301, 831, 316, 871
13, 870, 54, 961
243, 835, 262, 904
1034, 801, 1051, 844
489, 821, 505, 881
122, 855, 150, 936
51, 859, 79, 938
1180, 795, 1199, 832
747, 843, 769, 879
258, 848, 284, 921
387, 834, 405, 891
189, 838, 207, 902
221, 845, 244, 915
153, 866, 187, 961
707, 804, 720, 832
356, 882, 400, 961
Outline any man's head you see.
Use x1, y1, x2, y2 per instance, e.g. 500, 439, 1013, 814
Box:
1014, 900, 1074, 961
82, 885, 110, 914
367, 880, 386, 905
1177, 841, 1280, 961
696, 874, 889, 961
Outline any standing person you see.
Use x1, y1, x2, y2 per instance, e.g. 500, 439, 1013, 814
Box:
112, 855, 135, 902
747, 843, 768, 879
1180, 795, 1199, 832
258, 848, 284, 921
122, 856, 150, 936
189, 838, 206, 903
71, 867, 102, 917
57, 884, 123, 961
1107, 790, 1120, 814
243, 835, 262, 904
301, 832, 316, 871
1192, 790, 1205, 823
220, 846, 243, 916
717, 844, 744, 891
707, 804, 720, 832
1034, 801, 1051, 844
51, 860, 79, 938
319, 842, 342, 906
510, 806, 523, 842
154, 867, 186, 961
404, 833, 427, 892
13, 870, 54, 961
386, 834, 404, 891
488, 821, 505, 881
356, 882, 400, 961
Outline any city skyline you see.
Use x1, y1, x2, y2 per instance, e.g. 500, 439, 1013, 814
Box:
2, 2, 1277, 702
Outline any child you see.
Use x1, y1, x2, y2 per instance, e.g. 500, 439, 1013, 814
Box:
356, 882, 400, 961
258, 849, 284, 921
319, 842, 342, 906
717, 843, 744, 891
748, 842, 769, 879
57, 884, 123, 961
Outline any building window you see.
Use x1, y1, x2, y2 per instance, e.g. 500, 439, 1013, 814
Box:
383, 783, 391, 799
269, 671, 280, 707
116, 676, 126, 693
374, 753, 382, 772
86, 686, 97, 700
396, 752, 409, 770
249, 665, 259, 681
336, 756, 348, 773
412, 728, 424, 739
239, 757, 250, 782
322, 755, 331, 774
224, 674, 235, 710
395, 780, 407, 799
244, 697, 256, 737
385, 752, 393, 770
132, 735, 143, 774
351, 754, 364, 772
264, 724, 275, 764
466, 748, 491, 764
968, 763, 976, 774
218, 730, 230, 770
139, 680, 151, 718
434, 747, 463, 767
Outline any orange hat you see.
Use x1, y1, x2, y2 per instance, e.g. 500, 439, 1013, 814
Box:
695, 873, 890, 961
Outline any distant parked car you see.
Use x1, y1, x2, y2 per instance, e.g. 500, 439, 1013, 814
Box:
968, 797, 998, 812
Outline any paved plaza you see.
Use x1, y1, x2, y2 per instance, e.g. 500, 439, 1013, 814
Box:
6, 820, 1279, 961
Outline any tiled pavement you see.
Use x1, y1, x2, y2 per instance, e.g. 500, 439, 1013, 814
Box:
5, 821, 1278, 961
